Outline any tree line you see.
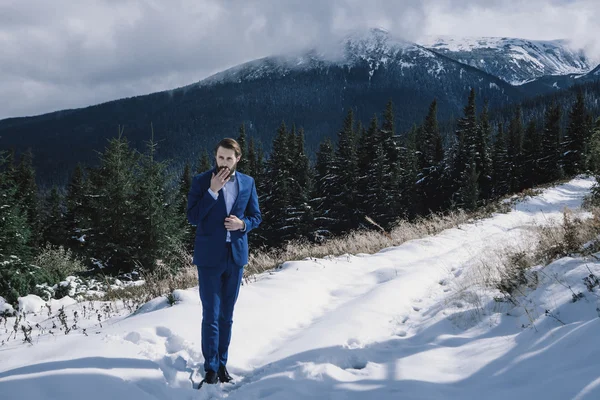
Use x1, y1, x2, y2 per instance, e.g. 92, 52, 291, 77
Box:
1, 88, 598, 303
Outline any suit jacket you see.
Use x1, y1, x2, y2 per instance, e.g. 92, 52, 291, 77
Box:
187, 167, 262, 268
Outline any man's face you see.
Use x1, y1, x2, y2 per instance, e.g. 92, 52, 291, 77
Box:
215, 146, 240, 177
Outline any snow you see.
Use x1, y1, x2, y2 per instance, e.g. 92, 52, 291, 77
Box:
1, 177, 600, 399
17, 294, 47, 314
419, 35, 595, 85
0, 296, 14, 315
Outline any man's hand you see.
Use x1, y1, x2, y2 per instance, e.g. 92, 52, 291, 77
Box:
210, 167, 231, 193
224, 215, 244, 231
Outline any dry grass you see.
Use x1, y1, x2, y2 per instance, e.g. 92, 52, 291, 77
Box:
534, 207, 600, 264
245, 200, 514, 280
99, 185, 572, 302
101, 243, 198, 302
458, 206, 600, 318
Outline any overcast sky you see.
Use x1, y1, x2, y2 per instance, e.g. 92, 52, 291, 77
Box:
1, 0, 598, 120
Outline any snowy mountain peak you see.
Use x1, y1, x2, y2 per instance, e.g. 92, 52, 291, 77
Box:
196, 29, 436, 87
418, 35, 595, 85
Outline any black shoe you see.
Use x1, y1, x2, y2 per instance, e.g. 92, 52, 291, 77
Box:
204, 370, 219, 385
218, 365, 233, 383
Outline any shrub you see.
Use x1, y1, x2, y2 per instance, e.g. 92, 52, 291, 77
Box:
33, 243, 86, 283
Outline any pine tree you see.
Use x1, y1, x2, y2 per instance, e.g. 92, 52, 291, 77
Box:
416, 100, 445, 214
357, 116, 382, 223
587, 118, 600, 174
0, 151, 36, 304
492, 123, 510, 198
255, 140, 266, 181
380, 100, 404, 223
476, 101, 493, 201
0, 151, 31, 258
64, 163, 87, 248
312, 138, 336, 242
15, 149, 41, 246
540, 103, 562, 183
589, 118, 600, 201
179, 162, 195, 251
451, 88, 479, 209
459, 162, 480, 211
133, 133, 184, 272
247, 136, 257, 178
521, 120, 542, 189
507, 106, 524, 192
41, 186, 66, 246
237, 124, 249, 174
288, 128, 313, 240
4, 148, 17, 184
85, 131, 140, 272
261, 122, 294, 246
397, 123, 419, 221
330, 110, 359, 233
563, 90, 590, 175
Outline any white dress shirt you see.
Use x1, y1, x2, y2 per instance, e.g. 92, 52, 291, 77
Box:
207, 172, 243, 242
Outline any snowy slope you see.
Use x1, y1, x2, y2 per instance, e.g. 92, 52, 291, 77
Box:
419, 35, 596, 85
1, 177, 600, 400
196, 29, 509, 89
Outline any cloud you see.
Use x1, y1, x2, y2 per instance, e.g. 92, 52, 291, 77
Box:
0, 0, 597, 119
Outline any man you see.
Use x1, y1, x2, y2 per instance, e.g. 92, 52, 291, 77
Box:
187, 138, 262, 386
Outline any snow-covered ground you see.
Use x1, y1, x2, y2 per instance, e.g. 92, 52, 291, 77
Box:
1, 177, 600, 400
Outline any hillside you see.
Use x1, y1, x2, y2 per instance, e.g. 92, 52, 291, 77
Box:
0, 29, 522, 185
420, 35, 596, 85
1, 177, 599, 399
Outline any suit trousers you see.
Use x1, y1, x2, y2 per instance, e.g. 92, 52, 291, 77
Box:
197, 242, 244, 372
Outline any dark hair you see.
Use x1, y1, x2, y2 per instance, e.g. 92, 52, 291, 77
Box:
214, 138, 242, 157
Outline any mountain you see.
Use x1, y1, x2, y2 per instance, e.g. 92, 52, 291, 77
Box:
0, 29, 523, 185
518, 63, 600, 95
419, 35, 596, 85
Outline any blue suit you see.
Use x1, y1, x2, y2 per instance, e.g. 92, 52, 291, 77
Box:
187, 167, 262, 372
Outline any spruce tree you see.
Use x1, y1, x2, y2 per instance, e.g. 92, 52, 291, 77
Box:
85, 132, 140, 272
330, 110, 359, 233
521, 120, 542, 189
357, 116, 378, 220
41, 185, 66, 246
587, 118, 600, 174
0, 151, 35, 304
64, 163, 87, 248
357, 116, 382, 223
417, 100, 445, 214
540, 103, 562, 183
133, 134, 184, 272
16, 149, 41, 247
289, 128, 313, 240
380, 100, 404, 222
459, 161, 480, 211
255, 140, 266, 181
563, 90, 590, 175
261, 122, 294, 246
507, 107, 524, 192
312, 138, 336, 241
237, 124, 249, 174
492, 123, 510, 198
451, 88, 479, 208
247, 136, 257, 178
179, 162, 195, 251
476, 101, 493, 201
397, 123, 419, 221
